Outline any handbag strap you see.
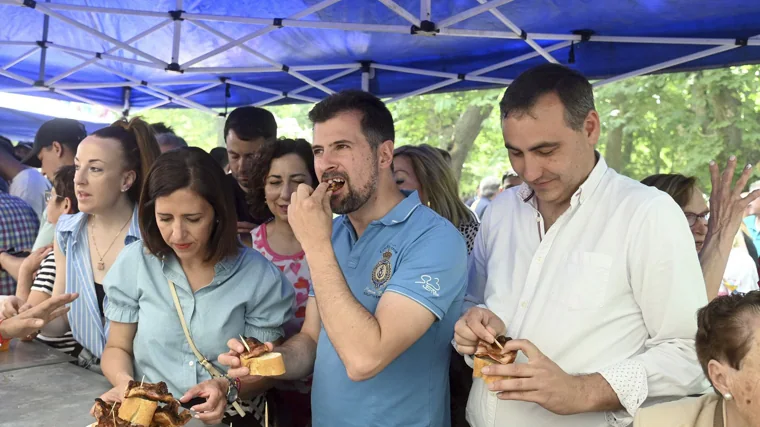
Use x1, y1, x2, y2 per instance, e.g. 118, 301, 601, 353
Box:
168, 280, 245, 417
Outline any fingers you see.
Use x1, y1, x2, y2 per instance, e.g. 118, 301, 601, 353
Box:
226, 367, 251, 378
482, 362, 537, 379
466, 314, 498, 344
745, 189, 760, 206
489, 376, 540, 393
17, 303, 32, 314
708, 160, 720, 199
296, 183, 316, 200
721, 156, 737, 197
217, 352, 242, 369
454, 318, 480, 345
501, 339, 544, 360
310, 181, 329, 200
25, 293, 77, 319
734, 163, 755, 200
226, 338, 246, 354
179, 385, 202, 403
46, 305, 71, 321
496, 390, 542, 403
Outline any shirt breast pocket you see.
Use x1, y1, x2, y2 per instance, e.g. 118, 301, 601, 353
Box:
561, 252, 612, 310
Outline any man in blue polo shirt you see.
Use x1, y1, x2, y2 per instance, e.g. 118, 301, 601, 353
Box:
220, 91, 467, 426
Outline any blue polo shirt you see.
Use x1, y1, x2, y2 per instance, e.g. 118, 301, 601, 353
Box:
309, 191, 468, 427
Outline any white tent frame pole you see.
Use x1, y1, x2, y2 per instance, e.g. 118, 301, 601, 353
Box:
46, 19, 172, 85
150, 79, 222, 86
2, 47, 39, 70
256, 66, 360, 106
171, 0, 183, 65
475, 0, 557, 64
254, 95, 285, 107
60, 51, 217, 115
438, 0, 515, 29
187, 20, 335, 95
45, 43, 166, 69
362, 69, 370, 92
377, 0, 420, 26
0, 69, 36, 85
181, 0, 341, 69
15, 2, 169, 18
469, 41, 571, 76
0, 86, 49, 93
0, 41, 39, 47
594, 43, 751, 88
420, 0, 431, 21
131, 82, 221, 114
29, 3, 167, 66
54, 89, 122, 113
184, 66, 281, 74
226, 80, 320, 103
371, 63, 512, 84
388, 78, 460, 103
52, 82, 138, 90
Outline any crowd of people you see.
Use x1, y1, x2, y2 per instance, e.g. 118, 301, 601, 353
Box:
0, 63, 759, 427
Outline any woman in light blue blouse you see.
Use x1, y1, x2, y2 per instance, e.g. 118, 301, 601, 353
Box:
98, 147, 294, 426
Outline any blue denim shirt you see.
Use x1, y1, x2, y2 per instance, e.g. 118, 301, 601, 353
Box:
104, 241, 295, 396
56, 208, 141, 358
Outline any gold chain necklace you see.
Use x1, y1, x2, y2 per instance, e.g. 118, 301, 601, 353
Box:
90, 215, 132, 271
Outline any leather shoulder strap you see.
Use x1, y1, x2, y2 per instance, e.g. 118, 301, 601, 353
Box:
168, 280, 245, 417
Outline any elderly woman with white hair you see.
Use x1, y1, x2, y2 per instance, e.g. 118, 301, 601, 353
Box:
470, 175, 501, 219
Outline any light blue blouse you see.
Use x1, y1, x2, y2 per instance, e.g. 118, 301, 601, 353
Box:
56, 207, 141, 358
104, 241, 295, 396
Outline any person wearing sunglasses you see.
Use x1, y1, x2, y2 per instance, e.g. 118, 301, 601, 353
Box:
642, 158, 760, 301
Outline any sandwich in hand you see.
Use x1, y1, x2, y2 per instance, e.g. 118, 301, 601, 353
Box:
472, 335, 517, 384
239, 337, 286, 376
90, 381, 191, 427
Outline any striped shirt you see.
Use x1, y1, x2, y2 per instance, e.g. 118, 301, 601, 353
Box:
30, 252, 82, 357
56, 207, 141, 358
0, 192, 40, 295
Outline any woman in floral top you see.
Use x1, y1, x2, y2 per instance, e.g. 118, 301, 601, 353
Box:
247, 138, 317, 427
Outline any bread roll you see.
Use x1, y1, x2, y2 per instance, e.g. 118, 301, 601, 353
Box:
118, 396, 158, 426
241, 352, 286, 376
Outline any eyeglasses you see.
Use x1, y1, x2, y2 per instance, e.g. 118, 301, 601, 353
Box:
44, 190, 64, 203
684, 212, 709, 227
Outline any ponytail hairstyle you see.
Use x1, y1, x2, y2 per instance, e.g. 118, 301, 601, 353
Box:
695, 291, 760, 391
92, 117, 161, 204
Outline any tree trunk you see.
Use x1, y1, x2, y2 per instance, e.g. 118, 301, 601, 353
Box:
711, 87, 743, 155
604, 95, 625, 171
449, 104, 494, 181
621, 131, 634, 175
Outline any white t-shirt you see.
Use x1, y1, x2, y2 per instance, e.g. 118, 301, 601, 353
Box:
9, 168, 51, 221
719, 247, 759, 296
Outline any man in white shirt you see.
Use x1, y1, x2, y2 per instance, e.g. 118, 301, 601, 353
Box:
454, 64, 708, 427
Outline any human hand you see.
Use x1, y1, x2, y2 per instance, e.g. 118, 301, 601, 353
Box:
1, 295, 24, 319
89, 378, 131, 416
0, 293, 78, 339
180, 378, 228, 425
706, 157, 760, 244
217, 337, 275, 378
19, 245, 52, 276
484, 339, 587, 415
454, 307, 507, 355
287, 183, 333, 252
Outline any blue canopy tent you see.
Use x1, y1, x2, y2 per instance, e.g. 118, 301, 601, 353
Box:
0, 0, 759, 139
0, 106, 105, 141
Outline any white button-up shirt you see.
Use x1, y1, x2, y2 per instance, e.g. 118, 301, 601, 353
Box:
464, 155, 709, 427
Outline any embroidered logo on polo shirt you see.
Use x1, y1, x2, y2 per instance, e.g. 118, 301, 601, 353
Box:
364, 248, 394, 298
416, 275, 440, 297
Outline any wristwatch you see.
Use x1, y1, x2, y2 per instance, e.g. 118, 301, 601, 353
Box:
226, 377, 241, 404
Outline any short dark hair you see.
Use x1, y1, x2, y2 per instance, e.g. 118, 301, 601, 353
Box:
224, 107, 277, 142
52, 165, 79, 214
93, 117, 161, 205
209, 147, 229, 169
696, 291, 760, 391
640, 174, 698, 208
156, 133, 188, 150
246, 138, 317, 222
500, 64, 595, 131
436, 148, 452, 164
138, 147, 240, 265
150, 122, 175, 135
308, 90, 394, 149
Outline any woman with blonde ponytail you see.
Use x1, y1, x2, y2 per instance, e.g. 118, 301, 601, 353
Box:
16, 116, 161, 372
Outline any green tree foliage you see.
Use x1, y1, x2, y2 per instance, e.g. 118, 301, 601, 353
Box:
135, 64, 760, 195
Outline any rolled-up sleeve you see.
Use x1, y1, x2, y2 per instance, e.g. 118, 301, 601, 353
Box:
245, 262, 295, 343
103, 242, 142, 324
609, 195, 710, 423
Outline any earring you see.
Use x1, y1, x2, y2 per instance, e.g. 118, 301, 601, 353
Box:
724, 393, 733, 401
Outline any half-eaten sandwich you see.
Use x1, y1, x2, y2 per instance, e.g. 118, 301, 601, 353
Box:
90, 381, 191, 427
239, 337, 286, 376
472, 335, 517, 384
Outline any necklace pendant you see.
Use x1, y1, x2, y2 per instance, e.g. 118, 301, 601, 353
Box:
97, 261, 105, 271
